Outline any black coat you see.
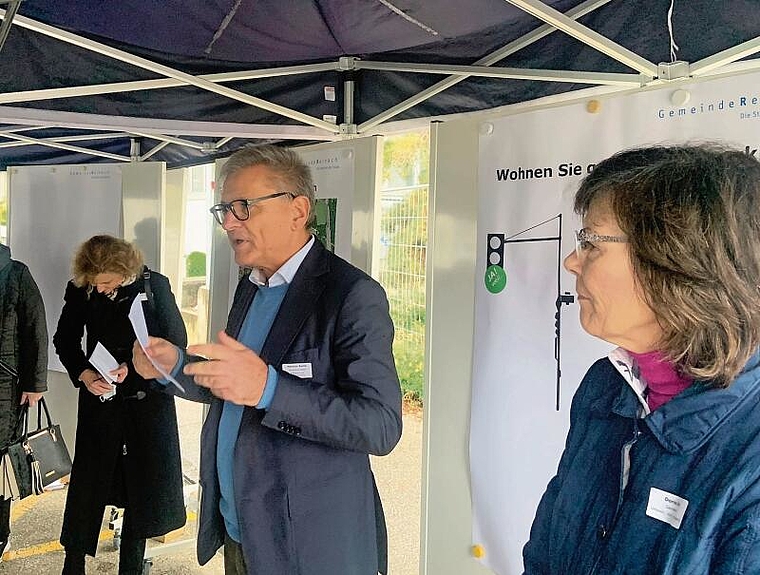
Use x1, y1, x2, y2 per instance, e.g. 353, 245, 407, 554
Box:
53, 269, 187, 554
0, 244, 48, 449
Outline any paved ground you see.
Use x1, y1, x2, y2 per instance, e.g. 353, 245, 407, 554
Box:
0, 400, 422, 574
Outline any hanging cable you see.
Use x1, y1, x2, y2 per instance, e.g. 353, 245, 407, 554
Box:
667, 0, 680, 62
378, 0, 439, 36
205, 0, 244, 56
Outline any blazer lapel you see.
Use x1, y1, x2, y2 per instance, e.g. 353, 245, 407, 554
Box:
260, 241, 329, 367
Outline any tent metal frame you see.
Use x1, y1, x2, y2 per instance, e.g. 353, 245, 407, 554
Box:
1, 0, 759, 164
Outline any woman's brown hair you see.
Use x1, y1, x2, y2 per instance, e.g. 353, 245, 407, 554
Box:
71, 235, 144, 289
575, 144, 760, 387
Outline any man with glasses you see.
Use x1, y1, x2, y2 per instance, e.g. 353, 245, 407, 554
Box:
133, 144, 402, 575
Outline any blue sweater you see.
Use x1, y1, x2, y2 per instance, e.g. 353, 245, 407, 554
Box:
523, 350, 760, 574
218, 283, 288, 542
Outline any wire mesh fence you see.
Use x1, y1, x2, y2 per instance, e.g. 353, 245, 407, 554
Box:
377, 183, 428, 401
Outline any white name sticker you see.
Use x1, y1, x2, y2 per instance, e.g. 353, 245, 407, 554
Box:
282, 362, 313, 379
646, 487, 689, 529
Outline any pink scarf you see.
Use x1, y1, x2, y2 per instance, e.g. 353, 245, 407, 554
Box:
628, 350, 692, 411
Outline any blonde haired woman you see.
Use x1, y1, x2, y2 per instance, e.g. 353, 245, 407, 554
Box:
53, 235, 187, 575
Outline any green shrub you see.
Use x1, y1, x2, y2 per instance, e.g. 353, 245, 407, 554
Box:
393, 333, 424, 403
186, 251, 206, 277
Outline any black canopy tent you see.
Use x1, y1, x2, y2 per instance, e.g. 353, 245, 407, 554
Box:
0, 0, 758, 168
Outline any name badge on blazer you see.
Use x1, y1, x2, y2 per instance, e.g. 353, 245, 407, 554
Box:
282, 362, 313, 379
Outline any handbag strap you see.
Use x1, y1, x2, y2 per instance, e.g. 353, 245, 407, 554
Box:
14, 403, 29, 444
13, 397, 53, 443
142, 266, 155, 312
35, 397, 53, 430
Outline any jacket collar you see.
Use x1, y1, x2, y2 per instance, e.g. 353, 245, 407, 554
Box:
227, 238, 329, 366
645, 350, 760, 454
0, 243, 10, 272
595, 350, 760, 454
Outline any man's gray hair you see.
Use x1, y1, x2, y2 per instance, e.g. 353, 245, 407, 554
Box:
219, 144, 316, 228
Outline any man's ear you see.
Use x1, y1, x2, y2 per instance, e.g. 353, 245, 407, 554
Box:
290, 195, 311, 230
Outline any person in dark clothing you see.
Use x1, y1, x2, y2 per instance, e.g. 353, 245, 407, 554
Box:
133, 144, 402, 575
53, 235, 187, 575
0, 243, 48, 560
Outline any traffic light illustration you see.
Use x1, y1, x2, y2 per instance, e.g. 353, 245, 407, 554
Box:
489, 214, 575, 410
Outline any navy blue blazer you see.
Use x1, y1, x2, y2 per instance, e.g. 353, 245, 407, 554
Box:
175, 239, 402, 575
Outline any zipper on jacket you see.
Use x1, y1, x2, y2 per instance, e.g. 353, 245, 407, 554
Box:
587, 418, 641, 575
617, 418, 640, 509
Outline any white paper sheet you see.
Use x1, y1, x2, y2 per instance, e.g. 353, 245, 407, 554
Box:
89, 342, 118, 400
89, 342, 119, 384
128, 294, 186, 393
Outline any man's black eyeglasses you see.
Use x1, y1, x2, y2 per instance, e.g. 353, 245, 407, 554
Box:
209, 192, 295, 225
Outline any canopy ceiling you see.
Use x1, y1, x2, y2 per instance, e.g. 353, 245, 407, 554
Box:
0, 0, 759, 168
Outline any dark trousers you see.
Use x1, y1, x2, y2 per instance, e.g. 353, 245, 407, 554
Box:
0, 497, 9, 554
0, 497, 10, 539
62, 534, 146, 575
224, 532, 248, 575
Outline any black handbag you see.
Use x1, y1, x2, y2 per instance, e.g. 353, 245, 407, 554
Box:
3, 397, 72, 499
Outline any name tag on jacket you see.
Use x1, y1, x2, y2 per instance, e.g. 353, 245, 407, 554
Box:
282, 362, 313, 379
646, 487, 689, 529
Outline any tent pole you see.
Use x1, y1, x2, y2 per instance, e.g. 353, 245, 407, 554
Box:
0, 0, 20, 55
504, 0, 658, 75
130, 138, 141, 162
0, 10, 339, 133
344, 79, 355, 126
357, 61, 644, 86
0, 130, 129, 161
0, 62, 337, 105
359, 0, 615, 132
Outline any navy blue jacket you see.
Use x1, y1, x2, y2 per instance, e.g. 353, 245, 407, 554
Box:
172, 240, 402, 575
523, 351, 760, 574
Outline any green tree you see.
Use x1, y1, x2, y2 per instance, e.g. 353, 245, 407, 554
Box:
186, 251, 206, 277
382, 131, 429, 187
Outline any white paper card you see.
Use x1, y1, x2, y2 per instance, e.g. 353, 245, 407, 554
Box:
646, 487, 689, 529
128, 294, 185, 393
282, 362, 313, 379
89, 342, 119, 383
89, 342, 118, 399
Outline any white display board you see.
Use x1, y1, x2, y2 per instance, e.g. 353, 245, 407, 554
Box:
470, 70, 760, 575
222, 143, 365, 314
8, 164, 123, 372
297, 146, 355, 261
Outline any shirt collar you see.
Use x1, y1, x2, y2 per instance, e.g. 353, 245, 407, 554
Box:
248, 235, 315, 287
608, 347, 651, 417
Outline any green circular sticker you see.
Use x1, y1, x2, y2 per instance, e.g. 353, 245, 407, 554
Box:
485, 265, 507, 294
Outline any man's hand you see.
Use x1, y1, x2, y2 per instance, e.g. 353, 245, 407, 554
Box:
79, 368, 114, 397
185, 330, 268, 406
21, 392, 43, 406
132, 337, 179, 379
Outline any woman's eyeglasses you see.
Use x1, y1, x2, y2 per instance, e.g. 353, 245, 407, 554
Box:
209, 192, 295, 225
574, 229, 627, 258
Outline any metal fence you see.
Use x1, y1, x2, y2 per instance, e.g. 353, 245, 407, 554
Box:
376, 183, 428, 399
